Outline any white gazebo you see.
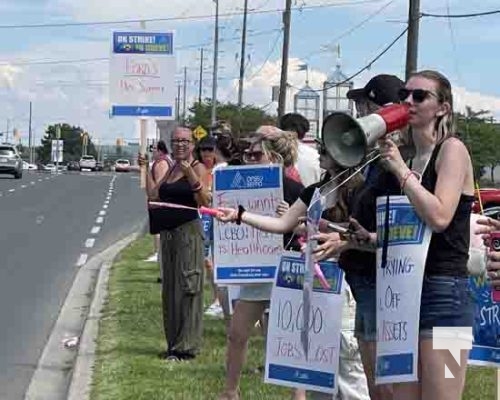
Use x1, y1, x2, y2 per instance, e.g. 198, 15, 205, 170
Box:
322, 61, 353, 119
294, 81, 320, 141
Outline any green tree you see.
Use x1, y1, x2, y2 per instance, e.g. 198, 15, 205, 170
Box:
37, 124, 97, 163
187, 100, 276, 137
457, 108, 500, 183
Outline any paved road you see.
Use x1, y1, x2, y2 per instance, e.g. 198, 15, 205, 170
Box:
0, 170, 147, 400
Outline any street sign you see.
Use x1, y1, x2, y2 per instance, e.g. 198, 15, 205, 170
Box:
51, 140, 63, 163
109, 32, 176, 118
193, 125, 208, 141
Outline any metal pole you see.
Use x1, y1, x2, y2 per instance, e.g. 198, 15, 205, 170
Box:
28, 102, 32, 164
5, 119, 9, 143
405, 0, 421, 80
176, 83, 181, 122
198, 48, 204, 104
182, 66, 187, 124
55, 124, 60, 174
278, 0, 292, 119
237, 0, 248, 108
211, 0, 219, 128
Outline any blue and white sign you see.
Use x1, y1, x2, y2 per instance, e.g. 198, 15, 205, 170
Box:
375, 196, 432, 384
468, 275, 500, 367
110, 31, 176, 118
265, 251, 344, 394
213, 165, 283, 284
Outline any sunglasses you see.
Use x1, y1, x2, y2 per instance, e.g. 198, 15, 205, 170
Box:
398, 88, 439, 103
200, 147, 214, 152
171, 139, 192, 146
243, 150, 264, 162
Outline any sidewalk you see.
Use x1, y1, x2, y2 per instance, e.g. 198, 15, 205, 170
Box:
72, 235, 494, 400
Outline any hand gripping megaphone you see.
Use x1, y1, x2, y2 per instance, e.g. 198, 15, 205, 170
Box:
321, 103, 410, 168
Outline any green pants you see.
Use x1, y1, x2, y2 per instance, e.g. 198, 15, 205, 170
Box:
160, 219, 205, 356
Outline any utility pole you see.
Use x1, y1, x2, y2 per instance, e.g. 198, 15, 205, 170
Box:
176, 83, 181, 122
405, 0, 421, 80
211, 0, 220, 129
237, 0, 249, 108
182, 66, 187, 124
5, 119, 10, 143
198, 48, 204, 104
28, 101, 32, 164
278, 0, 292, 119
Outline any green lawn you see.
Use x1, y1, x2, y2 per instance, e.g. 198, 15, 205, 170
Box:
90, 235, 496, 400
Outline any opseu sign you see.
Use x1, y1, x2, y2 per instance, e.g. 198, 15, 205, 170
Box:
109, 32, 175, 118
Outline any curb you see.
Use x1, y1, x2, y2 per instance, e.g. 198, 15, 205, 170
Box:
24, 222, 147, 400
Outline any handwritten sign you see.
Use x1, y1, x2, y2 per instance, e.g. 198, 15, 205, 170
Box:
468, 275, 500, 366
110, 32, 176, 117
213, 165, 283, 284
265, 251, 344, 394
375, 196, 432, 384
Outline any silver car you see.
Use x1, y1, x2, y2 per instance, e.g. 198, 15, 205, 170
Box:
0, 144, 22, 179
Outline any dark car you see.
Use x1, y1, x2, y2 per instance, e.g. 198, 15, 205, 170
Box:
67, 161, 80, 171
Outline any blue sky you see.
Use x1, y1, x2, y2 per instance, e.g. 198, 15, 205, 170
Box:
0, 0, 499, 145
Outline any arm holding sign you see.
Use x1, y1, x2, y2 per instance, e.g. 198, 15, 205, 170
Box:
216, 198, 307, 234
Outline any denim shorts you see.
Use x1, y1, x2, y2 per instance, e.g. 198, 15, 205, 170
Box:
346, 273, 377, 342
346, 273, 474, 341
419, 274, 474, 338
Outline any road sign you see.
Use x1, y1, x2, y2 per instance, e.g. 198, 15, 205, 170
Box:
193, 125, 208, 141
51, 140, 63, 163
109, 32, 176, 118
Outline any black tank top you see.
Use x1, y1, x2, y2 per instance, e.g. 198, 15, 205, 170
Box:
157, 161, 200, 230
419, 141, 474, 277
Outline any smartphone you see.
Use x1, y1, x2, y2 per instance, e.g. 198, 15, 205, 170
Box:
491, 231, 500, 302
326, 222, 351, 235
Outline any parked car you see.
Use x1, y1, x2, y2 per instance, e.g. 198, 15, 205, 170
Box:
95, 162, 103, 172
115, 159, 130, 172
0, 144, 23, 179
67, 161, 80, 171
473, 188, 500, 213
79, 155, 97, 171
22, 161, 37, 171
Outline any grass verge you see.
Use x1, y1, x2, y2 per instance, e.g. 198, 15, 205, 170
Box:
89, 235, 495, 400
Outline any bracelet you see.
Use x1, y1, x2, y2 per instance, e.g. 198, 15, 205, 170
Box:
400, 170, 421, 191
236, 205, 246, 225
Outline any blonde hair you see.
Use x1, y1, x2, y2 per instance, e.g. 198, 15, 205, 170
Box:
255, 125, 298, 167
411, 70, 455, 144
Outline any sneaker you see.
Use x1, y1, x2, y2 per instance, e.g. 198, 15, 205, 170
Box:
205, 302, 224, 318
144, 253, 158, 262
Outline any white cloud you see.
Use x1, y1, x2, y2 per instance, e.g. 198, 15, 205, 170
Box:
0, 65, 22, 89
453, 86, 500, 119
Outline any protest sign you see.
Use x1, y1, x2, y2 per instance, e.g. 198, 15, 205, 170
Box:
265, 251, 344, 394
375, 196, 432, 384
213, 165, 283, 284
469, 275, 500, 366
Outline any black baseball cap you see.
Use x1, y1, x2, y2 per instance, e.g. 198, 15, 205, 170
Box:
346, 74, 405, 106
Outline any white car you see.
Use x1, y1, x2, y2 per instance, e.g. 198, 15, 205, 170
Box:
79, 155, 97, 171
22, 161, 37, 171
115, 159, 130, 172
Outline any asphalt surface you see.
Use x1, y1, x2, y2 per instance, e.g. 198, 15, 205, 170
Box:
0, 170, 146, 400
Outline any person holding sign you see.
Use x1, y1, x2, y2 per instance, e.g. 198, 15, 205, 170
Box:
216, 131, 370, 399
150, 126, 211, 362
317, 71, 474, 400
217, 128, 304, 400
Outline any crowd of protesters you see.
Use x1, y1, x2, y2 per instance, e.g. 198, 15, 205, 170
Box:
137, 68, 490, 400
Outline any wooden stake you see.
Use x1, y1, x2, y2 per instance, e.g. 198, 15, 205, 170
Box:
140, 119, 147, 188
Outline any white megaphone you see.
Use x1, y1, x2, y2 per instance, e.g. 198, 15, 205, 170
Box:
322, 103, 410, 168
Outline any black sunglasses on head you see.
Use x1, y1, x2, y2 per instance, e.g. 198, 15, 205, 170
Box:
398, 88, 439, 103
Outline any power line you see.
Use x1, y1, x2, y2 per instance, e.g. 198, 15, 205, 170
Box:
0, 0, 387, 30
421, 9, 500, 18
289, 26, 409, 93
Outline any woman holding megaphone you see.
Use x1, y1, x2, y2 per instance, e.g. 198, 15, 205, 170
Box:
316, 70, 475, 400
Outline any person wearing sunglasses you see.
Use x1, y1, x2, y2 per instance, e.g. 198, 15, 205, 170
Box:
216, 126, 370, 400
218, 128, 304, 400
318, 70, 474, 400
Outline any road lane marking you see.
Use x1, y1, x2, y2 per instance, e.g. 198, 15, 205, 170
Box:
76, 253, 88, 267
103, 204, 108, 209
99, 210, 106, 216
21, 185, 27, 188
30, 181, 35, 185
38, 179, 43, 182
85, 238, 95, 248
8, 189, 15, 192
96, 216, 104, 224
90, 226, 101, 235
